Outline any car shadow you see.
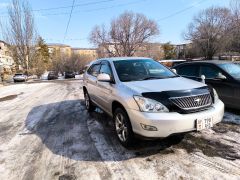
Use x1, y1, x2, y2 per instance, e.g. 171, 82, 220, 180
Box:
24, 100, 184, 161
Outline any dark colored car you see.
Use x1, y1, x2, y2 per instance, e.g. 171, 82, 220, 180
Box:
174, 60, 240, 109
65, 72, 75, 79
48, 71, 58, 80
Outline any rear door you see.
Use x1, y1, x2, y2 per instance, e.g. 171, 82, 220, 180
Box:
96, 61, 114, 114
199, 64, 234, 105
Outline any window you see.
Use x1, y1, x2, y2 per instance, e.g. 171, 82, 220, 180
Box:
87, 64, 101, 77
113, 59, 177, 82
100, 63, 112, 76
200, 65, 222, 79
177, 65, 199, 77
219, 63, 240, 79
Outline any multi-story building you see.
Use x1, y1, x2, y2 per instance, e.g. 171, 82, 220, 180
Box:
47, 43, 98, 60
47, 43, 72, 57
71, 48, 97, 60
98, 42, 164, 60
0, 40, 15, 82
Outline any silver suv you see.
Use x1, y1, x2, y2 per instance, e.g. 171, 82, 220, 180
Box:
83, 57, 224, 147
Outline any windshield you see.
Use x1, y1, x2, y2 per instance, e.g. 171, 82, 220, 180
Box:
219, 63, 240, 79
113, 59, 177, 82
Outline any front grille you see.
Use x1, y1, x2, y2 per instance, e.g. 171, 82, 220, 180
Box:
169, 93, 212, 111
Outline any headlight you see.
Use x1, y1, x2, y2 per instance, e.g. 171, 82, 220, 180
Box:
213, 88, 219, 103
133, 96, 169, 113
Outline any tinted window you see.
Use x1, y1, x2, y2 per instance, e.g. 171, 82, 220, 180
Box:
219, 63, 240, 79
113, 59, 177, 82
177, 65, 199, 77
100, 63, 112, 76
87, 64, 101, 77
200, 65, 222, 79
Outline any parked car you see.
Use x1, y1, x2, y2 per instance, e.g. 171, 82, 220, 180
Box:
47, 71, 58, 80
65, 71, 75, 79
83, 57, 224, 147
13, 73, 27, 82
174, 60, 240, 109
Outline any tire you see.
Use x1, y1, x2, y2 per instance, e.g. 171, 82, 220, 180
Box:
84, 91, 95, 112
114, 108, 134, 147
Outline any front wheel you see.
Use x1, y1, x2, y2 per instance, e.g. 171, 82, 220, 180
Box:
114, 108, 134, 147
84, 91, 95, 112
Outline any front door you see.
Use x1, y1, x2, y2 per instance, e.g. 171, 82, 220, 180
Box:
96, 61, 114, 114
200, 65, 234, 106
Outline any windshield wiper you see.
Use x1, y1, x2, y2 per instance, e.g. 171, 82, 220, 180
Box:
142, 76, 163, 80
142, 75, 179, 80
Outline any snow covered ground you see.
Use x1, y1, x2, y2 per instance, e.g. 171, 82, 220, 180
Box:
0, 80, 239, 180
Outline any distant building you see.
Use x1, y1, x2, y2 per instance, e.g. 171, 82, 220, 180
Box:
0, 40, 11, 56
47, 43, 98, 61
47, 43, 72, 57
175, 43, 192, 59
0, 40, 15, 82
71, 48, 97, 59
98, 42, 164, 60
135, 43, 164, 60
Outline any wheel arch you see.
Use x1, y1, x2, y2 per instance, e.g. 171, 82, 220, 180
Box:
112, 100, 129, 117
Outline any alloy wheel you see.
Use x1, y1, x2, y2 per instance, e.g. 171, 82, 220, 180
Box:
115, 113, 128, 142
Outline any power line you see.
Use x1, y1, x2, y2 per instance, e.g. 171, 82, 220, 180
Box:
157, 0, 207, 21
34, 0, 115, 12
63, 0, 75, 42
77, 0, 147, 13
0, 0, 116, 15
40, 0, 147, 16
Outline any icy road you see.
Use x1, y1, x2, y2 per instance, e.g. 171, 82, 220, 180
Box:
0, 80, 240, 180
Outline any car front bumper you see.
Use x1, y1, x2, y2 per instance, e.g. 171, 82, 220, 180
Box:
127, 100, 224, 138
13, 77, 26, 81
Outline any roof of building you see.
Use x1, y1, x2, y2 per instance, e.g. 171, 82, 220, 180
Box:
47, 43, 71, 47
71, 48, 97, 50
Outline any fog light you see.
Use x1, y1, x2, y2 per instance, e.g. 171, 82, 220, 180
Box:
140, 123, 158, 131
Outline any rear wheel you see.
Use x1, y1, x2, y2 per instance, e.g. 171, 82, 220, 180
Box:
114, 108, 134, 147
84, 91, 95, 112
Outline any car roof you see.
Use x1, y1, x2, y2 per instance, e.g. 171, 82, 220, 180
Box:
175, 60, 234, 67
97, 57, 152, 62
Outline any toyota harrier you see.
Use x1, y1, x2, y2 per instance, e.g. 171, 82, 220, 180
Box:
83, 57, 224, 147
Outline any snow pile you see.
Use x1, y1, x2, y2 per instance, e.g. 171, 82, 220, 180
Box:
223, 112, 240, 125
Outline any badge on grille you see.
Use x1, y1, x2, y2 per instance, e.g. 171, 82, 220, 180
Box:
194, 98, 201, 104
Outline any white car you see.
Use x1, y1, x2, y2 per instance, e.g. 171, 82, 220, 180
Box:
13, 73, 27, 82
83, 57, 224, 147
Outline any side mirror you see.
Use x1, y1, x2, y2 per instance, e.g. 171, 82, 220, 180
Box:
217, 73, 227, 80
171, 68, 177, 74
97, 73, 111, 82
201, 75, 206, 84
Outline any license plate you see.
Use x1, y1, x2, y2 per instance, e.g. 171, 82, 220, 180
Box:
196, 117, 213, 131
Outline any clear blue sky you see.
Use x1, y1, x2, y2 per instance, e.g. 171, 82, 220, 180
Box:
0, 0, 231, 48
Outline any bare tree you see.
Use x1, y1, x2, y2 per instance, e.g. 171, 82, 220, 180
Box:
162, 42, 176, 59
228, 0, 240, 53
1, 0, 38, 75
51, 50, 92, 74
90, 11, 159, 57
184, 7, 231, 60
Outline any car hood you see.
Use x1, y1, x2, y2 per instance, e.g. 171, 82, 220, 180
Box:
122, 77, 206, 93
